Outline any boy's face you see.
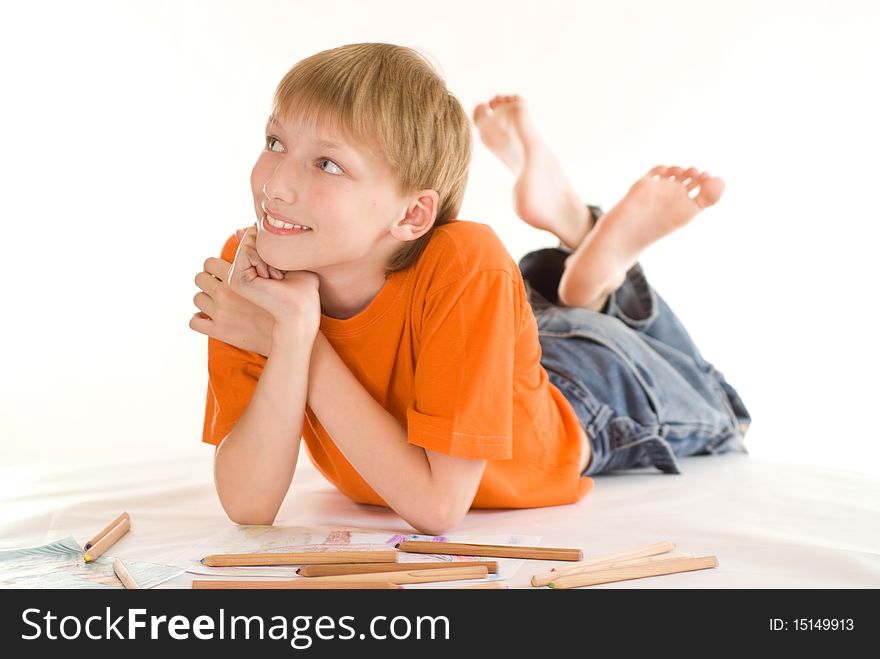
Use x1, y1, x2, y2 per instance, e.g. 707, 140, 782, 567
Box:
250, 112, 410, 274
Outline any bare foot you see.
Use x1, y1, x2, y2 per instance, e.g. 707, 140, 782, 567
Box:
557, 165, 725, 309
473, 95, 592, 250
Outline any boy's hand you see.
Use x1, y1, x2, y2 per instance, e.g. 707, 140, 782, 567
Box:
226, 224, 321, 336
190, 247, 275, 357
190, 225, 320, 354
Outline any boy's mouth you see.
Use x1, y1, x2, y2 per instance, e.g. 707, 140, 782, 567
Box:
262, 213, 313, 236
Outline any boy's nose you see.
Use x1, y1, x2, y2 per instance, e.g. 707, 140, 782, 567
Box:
262, 162, 299, 204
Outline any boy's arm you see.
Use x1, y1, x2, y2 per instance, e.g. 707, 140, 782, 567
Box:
306, 331, 486, 535
212, 319, 313, 525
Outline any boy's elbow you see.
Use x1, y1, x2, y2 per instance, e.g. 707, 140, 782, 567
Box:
227, 511, 277, 526
220, 498, 279, 527
411, 503, 468, 536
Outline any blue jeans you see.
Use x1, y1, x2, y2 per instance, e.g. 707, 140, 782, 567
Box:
519, 212, 751, 476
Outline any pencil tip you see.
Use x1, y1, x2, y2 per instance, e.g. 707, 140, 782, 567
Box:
394, 543, 400, 549
547, 583, 555, 589
84, 554, 91, 562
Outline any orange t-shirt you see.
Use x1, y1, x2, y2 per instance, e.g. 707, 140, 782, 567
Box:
202, 219, 593, 509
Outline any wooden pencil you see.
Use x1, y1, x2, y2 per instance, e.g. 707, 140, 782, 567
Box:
113, 558, 141, 589
297, 560, 498, 577
396, 541, 582, 561
532, 552, 690, 587
446, 581, 509, 589
193, 580, 402, 590
84, 517, 131, 562
201, 550, 399, 567
85, 512, 130, 550
549, 541, 676, 573
305, 566, 489, 585
547, 555, 719, 589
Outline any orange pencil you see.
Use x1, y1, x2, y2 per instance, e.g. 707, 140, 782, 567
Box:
297, 560, 498, 577
201, 550, 398, 567
305, 566, 489, 585
396, 541, 583, 561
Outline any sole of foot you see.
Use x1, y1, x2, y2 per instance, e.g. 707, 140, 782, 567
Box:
473, 94, 591, 250
557, 165, 725, 308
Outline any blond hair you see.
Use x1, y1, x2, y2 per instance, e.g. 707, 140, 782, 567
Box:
270, 43, 472, 275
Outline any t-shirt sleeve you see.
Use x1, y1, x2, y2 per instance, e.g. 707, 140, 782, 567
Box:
406, 269, 517, 460
201, 233, 268, 446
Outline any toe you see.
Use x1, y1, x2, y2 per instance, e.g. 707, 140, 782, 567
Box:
473, 103, 490, 124
681, 167, 700, 186
667, 166, 685, 180
693, 176, 725, 208
648, 165, 668, 178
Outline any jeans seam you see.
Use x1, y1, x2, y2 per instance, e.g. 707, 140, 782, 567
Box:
605, 262, 659, 329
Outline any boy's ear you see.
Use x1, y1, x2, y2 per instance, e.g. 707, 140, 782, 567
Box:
391, 189, 440, 242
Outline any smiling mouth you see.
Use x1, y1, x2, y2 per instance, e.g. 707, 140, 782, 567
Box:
265, 213, 312, 231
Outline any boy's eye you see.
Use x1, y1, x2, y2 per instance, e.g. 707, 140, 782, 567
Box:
319, 158, 343, 175
265, 136, 282, 152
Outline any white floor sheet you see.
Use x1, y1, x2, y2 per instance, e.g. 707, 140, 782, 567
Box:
2, 452, 878, 588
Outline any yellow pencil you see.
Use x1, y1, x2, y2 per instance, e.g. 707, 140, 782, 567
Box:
84, 516, 131, 562
84, 512, 130, 551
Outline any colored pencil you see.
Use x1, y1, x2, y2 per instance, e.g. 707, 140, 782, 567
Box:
192, 580, 401, 590
297, 560, 497, 577
396, 541, 582, 561
84, 516, 131, 562
84, 512, 130, 551
550, 541, 675, 573
532, 553, 690, 587
201, 550, 398, 567
547, 555, 718, 588
446, 581, 509, 589
113, 558, 141, 589
305, 565, 489, 585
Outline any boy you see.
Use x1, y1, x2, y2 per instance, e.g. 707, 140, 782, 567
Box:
190, 44, 750, 535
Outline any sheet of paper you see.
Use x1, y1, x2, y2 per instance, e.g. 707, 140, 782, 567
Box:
0, 536, 184, 589
173, 525, 541, 585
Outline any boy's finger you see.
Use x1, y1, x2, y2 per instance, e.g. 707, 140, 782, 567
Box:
235, 223, 256, 240
203, 257, 231, 280
188, 312, 211, 335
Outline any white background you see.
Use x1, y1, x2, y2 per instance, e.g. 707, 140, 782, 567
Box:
1, 0, 877, 474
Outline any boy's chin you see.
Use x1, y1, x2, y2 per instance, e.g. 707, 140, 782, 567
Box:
255, 245, 308, 272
